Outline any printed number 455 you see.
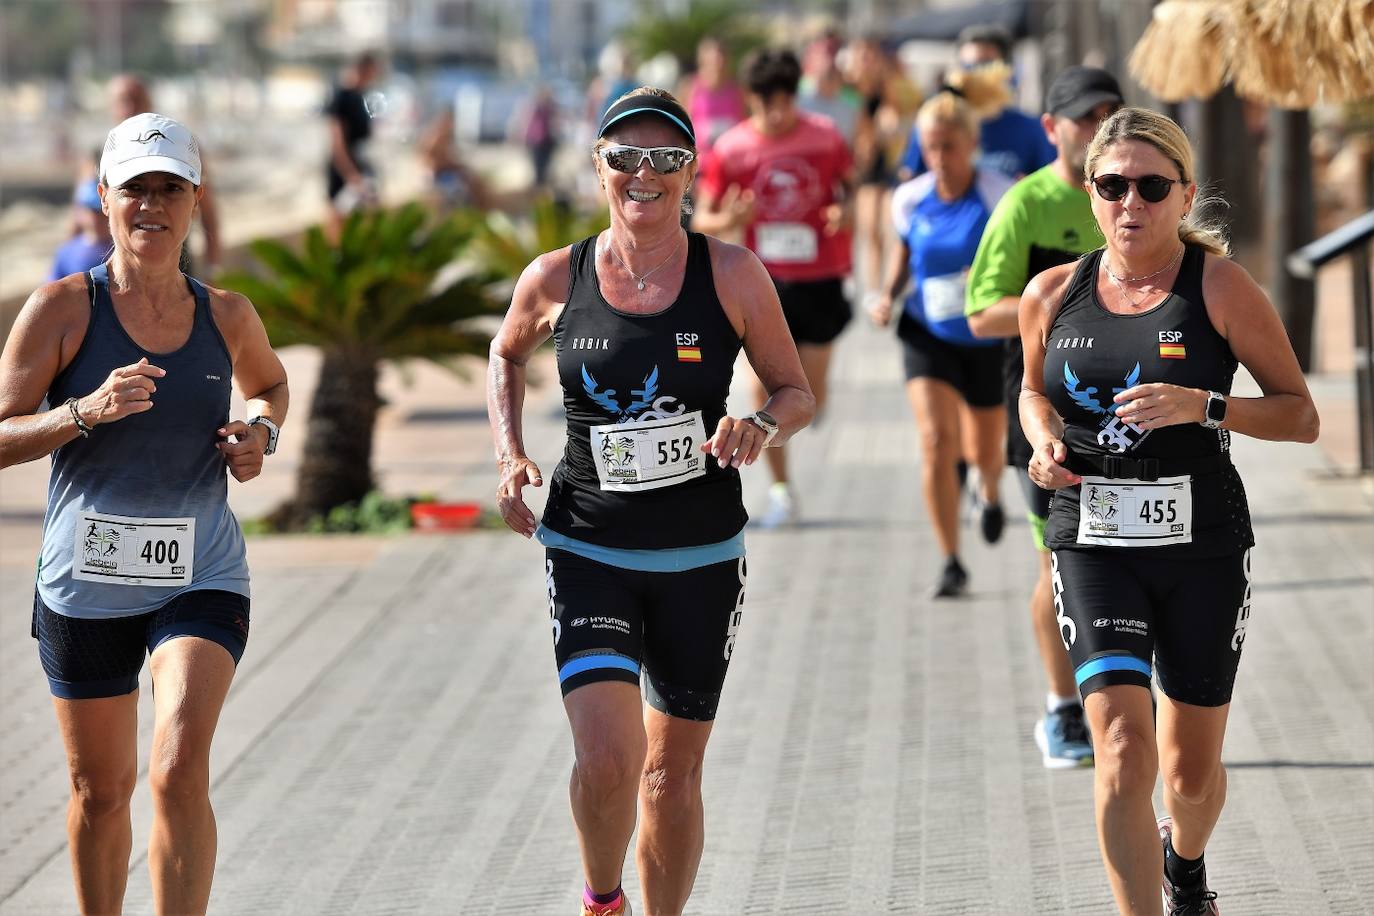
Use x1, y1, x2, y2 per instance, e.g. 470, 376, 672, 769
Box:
1138, 499, 1177, 524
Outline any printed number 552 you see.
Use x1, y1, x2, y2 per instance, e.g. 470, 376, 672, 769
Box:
656, 436, 693, 465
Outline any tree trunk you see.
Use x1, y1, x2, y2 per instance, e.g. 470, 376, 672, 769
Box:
287, 347, 381, 528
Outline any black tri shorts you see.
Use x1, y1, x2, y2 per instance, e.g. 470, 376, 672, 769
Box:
544, 549, 746, 722
33, 589, 250, 700
774, 276, 852, 346
1051, 548, 1252, 707
896, 313, 1003, 408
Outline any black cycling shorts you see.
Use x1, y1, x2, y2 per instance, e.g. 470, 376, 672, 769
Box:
1051, 548, 1251, 707
544, 549, 746, 721
896, 313, 1003, 408
774, 277, 852, 346
33, 589, 250, 700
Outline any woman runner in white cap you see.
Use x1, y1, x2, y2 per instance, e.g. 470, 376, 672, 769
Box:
0, 112, 288, 915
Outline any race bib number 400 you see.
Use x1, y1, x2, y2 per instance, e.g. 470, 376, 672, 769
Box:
755, 223, 818, 263
72, 512, 194, 586
590, 411, 708, 492
1076, 475, 1192, 547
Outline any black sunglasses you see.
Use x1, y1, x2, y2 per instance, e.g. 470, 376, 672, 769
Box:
1090, 173, 1179, 204
599, 145, 696, 175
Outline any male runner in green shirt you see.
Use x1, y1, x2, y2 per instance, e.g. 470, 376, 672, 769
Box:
965, 66, 1122, 768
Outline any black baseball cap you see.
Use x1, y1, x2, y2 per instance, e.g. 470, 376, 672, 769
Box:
1044, 66, 1123, 119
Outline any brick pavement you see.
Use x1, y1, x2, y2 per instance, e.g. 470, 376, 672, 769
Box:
1, 320, 1371, 914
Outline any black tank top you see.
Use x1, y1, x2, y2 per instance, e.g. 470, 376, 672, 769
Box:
1041, 245, 1253, 556
541, 232, 746, 549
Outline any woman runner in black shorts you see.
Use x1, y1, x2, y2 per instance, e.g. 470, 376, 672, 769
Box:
486, 87, 813, 916
1018, 108, 1318, 915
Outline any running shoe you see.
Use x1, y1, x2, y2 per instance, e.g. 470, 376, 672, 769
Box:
979, 501, 1005, 544
581, 894, 631, 916
933, 556, 968, 598
1033, 704, 1094, 768
756, 482, 797, 529
1159, 817, 1220, 915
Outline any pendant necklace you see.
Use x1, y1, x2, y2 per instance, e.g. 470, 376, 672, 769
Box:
606, 237, 681, 291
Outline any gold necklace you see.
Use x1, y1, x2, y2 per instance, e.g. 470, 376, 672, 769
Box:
605, 235, 682, 291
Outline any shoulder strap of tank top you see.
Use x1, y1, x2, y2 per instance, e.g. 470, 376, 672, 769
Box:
1174, 243, 1206, 306
567, 235, 597, 303
680, 232, 715, 300
1047, 249, 1101, 334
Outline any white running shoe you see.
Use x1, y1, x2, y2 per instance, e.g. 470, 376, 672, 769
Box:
756, 482, 797, 529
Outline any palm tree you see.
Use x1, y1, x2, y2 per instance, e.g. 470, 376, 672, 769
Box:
620, 0, 767, 76
468, 194, 609, 289
221, 203, 504, 529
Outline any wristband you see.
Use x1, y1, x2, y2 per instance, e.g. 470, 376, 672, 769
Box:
64, 398, 92, 437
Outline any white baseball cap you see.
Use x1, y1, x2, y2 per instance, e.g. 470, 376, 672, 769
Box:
99, 112, 202, 187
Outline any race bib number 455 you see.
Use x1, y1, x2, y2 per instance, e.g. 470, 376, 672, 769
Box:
590, 411, 708, 492
1076, 475, 1192, 547
72, 512, 194, 586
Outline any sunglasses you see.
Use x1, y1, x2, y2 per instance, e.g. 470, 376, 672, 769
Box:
599, 145, 695, 175
1090, 173, 1179, 203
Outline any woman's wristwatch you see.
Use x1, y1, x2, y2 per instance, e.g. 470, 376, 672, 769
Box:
745, 410, 780, 448
1200, 391, 1227, 429
247, 416, 280, 455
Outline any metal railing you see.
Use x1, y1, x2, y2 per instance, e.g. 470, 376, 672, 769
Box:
1288, 210, 1374, 472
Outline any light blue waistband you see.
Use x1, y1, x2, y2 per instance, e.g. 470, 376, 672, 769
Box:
535, 526, 745, 572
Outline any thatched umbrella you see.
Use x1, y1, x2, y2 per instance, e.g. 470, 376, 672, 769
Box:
1130, 0, 1374, 107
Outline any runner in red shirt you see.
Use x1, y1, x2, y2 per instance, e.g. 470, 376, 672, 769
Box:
695, 48, 855, 526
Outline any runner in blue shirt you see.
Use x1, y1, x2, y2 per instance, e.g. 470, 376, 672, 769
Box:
898, 25, 1053, 181
870, 88, 1013, 596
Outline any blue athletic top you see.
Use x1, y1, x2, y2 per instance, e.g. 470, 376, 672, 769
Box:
901, 107, 1055, 180
49, 238, 113, 282
891, 169, 1014, 345
37, 263, 250, 618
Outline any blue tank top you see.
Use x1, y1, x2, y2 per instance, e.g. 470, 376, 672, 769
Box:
37, 262, 250, 618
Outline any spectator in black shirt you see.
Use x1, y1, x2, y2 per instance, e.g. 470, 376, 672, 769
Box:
324, 53, 381, 239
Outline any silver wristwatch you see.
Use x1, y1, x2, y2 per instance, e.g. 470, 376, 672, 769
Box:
745, 410, 780, 448
1200, 391, 1227, 430
247, 416, 280, 455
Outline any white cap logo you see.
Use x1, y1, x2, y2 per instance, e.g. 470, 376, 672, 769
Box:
100, 113, 202, 187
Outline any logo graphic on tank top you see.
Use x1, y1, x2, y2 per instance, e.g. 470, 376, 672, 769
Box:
675, 332, 702, 363
1159, 330, 1186, 359
581, 364, 686, 423
1062, 362, 1151, 454
1053, 336, 1094, 349
571, 337, 611, 350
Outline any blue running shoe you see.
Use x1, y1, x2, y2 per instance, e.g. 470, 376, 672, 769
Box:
1034, 704, 1094, 769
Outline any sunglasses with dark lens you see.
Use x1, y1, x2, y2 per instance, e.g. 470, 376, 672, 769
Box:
1091, 173, 1179, 203
599, 145, 696, 175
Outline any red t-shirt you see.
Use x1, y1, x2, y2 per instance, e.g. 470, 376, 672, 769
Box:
699, 112, 853, 281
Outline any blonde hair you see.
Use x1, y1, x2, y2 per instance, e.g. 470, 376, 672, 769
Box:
1084, 107, 1230, 257
915, 90, 980, 141
941, 60, 1012, 118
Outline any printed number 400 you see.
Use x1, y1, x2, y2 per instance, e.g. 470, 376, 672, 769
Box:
140, 539, 180, 565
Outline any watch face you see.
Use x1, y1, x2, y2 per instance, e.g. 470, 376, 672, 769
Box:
754, 409, 779, 429
1207, 395, 1226, 422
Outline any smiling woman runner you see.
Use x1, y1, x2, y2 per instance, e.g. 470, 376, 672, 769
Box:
0, 113, 288, 916
1018, 107, 1318, 916
486, 88, 814, 916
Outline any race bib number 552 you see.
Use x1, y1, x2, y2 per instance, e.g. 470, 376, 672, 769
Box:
590, 411, 708, 492
72, 511, 194, 586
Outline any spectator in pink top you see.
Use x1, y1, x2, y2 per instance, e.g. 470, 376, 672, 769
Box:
684, 37, 746, 154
